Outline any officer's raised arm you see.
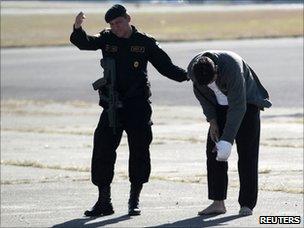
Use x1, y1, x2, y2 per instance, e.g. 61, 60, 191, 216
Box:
70, 12, 104, 50
147, 37, 188, 82
74, 11, 86, 29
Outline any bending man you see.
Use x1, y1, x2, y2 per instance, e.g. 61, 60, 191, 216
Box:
187, 50, 271, 216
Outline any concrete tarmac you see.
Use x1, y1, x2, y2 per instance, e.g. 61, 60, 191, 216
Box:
2, 178, 303, 227
1, 101, 303, 227
1, 3, 303, 227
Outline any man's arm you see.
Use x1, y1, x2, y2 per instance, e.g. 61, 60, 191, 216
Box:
220, 58, 247, 144
147, 37, 188, 82
70, 12, 104, 50
193, 84, 217, 122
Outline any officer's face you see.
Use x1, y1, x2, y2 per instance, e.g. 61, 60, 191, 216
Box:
109, 15, 131, 38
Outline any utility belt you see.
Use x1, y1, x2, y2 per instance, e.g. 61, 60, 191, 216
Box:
99, 84, 151, 108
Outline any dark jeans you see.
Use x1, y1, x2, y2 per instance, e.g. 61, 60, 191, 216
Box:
206, 104, 260, 210
91, 98, 153, 187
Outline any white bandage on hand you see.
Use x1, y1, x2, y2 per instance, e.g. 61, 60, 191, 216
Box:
215, 140, 232, 162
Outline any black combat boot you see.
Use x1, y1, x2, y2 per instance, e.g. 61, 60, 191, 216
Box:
128, 183, 143, 216
84, 185, 114, 217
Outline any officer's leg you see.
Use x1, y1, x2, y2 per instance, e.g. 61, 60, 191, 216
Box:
124, 99, 153, 215
235, 104, 260, 214
126, 123, 152, 183
91, 111, 123, 186
85, 110, 123, 217
125, 124, 152, 215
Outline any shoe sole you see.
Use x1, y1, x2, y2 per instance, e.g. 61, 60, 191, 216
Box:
128, 211, 141, 216
84, 210, 114, 217
128, 213, 141, 216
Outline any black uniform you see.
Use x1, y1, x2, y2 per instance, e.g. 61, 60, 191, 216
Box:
70, 25, 187, 187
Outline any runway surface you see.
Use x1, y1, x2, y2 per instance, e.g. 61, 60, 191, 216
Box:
1, 37, 303, 107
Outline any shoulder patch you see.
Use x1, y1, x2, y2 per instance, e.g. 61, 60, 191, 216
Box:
135, 30, 155, 41
143, 32, 155, 39
134, 30, 161, 48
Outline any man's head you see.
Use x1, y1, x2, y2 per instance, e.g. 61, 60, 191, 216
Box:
192, 56, 218, 85
105, 4, 131, 38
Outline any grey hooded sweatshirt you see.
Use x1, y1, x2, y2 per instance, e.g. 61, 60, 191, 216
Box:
187, 50, 272, 144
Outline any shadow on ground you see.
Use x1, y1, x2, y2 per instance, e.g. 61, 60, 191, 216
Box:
53, 214, 243, 227
154, 214, 243, 227
52, 214, 131, 228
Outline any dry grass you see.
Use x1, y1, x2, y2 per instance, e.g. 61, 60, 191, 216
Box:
1, 159, 90, 172
1, 9, 303, 47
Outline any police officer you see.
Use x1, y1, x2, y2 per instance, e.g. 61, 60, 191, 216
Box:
70, 4, 188, 217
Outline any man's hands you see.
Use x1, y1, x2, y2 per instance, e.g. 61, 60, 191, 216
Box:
74, 12, 86, 29
215, 140, 232, 162
209, 119, 232, 162
209, 119, 219, 143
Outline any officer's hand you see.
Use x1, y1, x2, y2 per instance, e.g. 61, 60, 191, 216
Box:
185, 72, 191, 81
209, 119, 219, 143
183, 72, 190, 82
74, 12, 86, 29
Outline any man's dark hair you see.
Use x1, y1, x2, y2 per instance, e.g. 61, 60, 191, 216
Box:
192, 56, 216, 85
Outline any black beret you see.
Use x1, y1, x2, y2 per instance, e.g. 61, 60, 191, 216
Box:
105, 4, 127, 23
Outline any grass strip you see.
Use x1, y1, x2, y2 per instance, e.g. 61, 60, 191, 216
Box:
1, 9, 303, 47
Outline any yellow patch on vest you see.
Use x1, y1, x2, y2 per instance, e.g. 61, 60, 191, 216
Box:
131, 46, 145, 53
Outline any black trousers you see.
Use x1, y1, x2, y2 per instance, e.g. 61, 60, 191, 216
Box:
91, 98, 153, 187
206, 104, 260, 210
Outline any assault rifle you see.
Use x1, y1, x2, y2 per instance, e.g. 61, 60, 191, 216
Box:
92, 58, 122, 134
